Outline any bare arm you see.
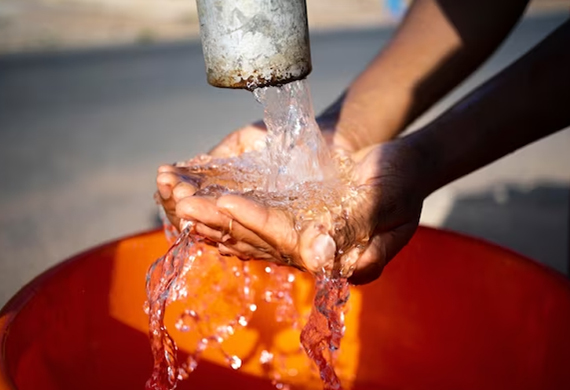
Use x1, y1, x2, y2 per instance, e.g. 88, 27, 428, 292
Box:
407, 19, 570, 197
320, 0, 531, 151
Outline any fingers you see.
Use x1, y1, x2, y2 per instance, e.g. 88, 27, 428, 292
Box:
177, 196, 228, 230
157, 165, 201, 202
298, 224, 336, 273
195, 223, 226, 243
217, 195, 347, 271
156, 164, 178, 200
178, 195, 283, 259
218, 241, 279, 262
349, 220, 419, 285
156, 164, 201, 229
217, 195, 297, 252
156, 165, 182, 227
217, 195, 312, 268
209, 126, 267, 158
348, 234, 386, 285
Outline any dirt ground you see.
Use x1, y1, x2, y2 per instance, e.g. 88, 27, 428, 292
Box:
0, 0, 567, 54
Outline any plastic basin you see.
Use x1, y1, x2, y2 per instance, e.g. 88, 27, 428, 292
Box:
1, 226, 570, 390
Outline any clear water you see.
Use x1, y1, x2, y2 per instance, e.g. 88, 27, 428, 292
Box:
301, 274, 350, 390
145, 80, 367, 390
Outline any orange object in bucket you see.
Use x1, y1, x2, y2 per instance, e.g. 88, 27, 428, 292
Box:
1, 226, 570, 390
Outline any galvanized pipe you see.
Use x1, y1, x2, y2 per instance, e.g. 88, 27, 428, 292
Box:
195, 0, 312, 90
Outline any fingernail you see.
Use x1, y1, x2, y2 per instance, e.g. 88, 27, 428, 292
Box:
158, 185, 171, 200
311, 234, 336, 271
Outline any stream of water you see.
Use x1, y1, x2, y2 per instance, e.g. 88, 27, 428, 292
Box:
145, 80, 367, 390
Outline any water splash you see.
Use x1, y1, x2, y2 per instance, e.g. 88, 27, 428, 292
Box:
146, 79, 366, 390
300, 275, 350, 389
145, 227, 255, 389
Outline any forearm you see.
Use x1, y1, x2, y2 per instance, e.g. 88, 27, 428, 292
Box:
408, 19, 570, 197
320, 0, 530, 150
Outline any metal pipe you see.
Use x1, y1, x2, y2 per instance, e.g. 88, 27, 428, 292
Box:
195, 0, 312, 90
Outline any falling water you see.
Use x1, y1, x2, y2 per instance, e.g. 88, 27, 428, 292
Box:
145, 79, 367, 390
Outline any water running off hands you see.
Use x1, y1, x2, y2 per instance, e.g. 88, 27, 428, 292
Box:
146, 80, 369, 390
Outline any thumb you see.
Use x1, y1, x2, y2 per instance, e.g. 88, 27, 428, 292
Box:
298, 223, 337, 273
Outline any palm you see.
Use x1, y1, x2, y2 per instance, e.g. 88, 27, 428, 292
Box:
173, 140, 423, 284
156, 119, 423, 284
156, 122, 337, 230
208, 124, 267, 158
155, 124, 267, 227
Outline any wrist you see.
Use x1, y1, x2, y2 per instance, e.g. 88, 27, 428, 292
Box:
319, 88, 414, 152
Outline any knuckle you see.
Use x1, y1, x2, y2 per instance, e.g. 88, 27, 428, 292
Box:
172, 183, 193, 201
157, 164, 175, 174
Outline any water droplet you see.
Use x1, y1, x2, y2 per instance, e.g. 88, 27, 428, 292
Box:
287, 273, 295, 283
238, 316, 248, 326
249, 304, 257, 312
196, 339, 208, 352
175, 319, 190, 332
259, 350, 274, 364
177, 369, 189, 380
229, 355, 242, 370
265, 266, 272, 273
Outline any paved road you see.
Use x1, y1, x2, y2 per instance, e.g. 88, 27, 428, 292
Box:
1, 12, 569, 306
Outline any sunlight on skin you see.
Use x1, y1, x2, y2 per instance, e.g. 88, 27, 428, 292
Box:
157, 139, 425, 284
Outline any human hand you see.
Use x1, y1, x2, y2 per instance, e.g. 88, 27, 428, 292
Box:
175, 139, 425, 284
155, 117, 351, 230
155, 123, 268, 228
338, 141, 425, 284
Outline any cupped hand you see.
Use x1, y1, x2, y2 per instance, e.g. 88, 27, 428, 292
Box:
155, 123, 268, 228
155, 120, 350, 230
338, 141, 425, 284
174, 139, 426, 284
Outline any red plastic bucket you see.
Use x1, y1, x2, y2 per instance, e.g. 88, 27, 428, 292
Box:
1, 227, 570, 390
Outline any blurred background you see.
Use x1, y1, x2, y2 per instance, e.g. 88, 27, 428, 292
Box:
0, 0, 568, 306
